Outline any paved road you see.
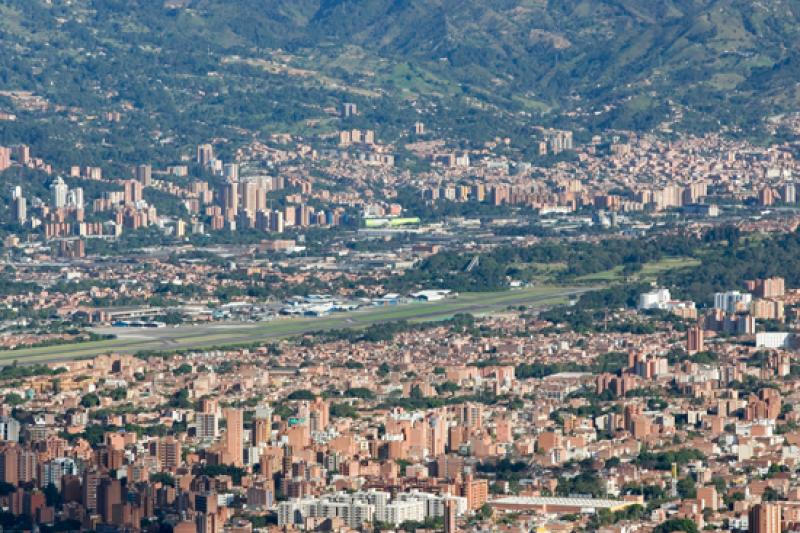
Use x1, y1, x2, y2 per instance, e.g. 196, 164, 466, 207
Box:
1, 286, 594, 364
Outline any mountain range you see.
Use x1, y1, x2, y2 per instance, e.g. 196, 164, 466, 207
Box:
1, 0, 799, 169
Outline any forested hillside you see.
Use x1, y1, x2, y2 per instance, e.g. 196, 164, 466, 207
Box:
1, 0, 799, 170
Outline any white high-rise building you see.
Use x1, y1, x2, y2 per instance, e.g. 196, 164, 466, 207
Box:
50, 176, 68, 208
638, 288, 672, 310
15, 196, 26, 224
0, 416, 20, 442
67, 187, 84, 209
12, 186, 26, 223
278, 490, 461, 528
714, 291, 752, 313
375, 499, 426, 525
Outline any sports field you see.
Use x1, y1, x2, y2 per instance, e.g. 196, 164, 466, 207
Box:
0, 285, 591, 364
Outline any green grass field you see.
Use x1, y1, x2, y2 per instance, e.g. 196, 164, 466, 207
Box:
0, 285, 590, 364
575, 257, 700, 283
638, 257, 701, 278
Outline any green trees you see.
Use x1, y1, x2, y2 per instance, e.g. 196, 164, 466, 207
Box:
150, 472, 176, 486
104, 388, 127, 401
80, 393, 100, 408
329, 403, 358, 418
662, 230, 800, 303
394, 517, 444, 531
80, 425, 107, 446
474, 504, 493, 521
476, 459, 528, 483
0, 511, 32, 531
677, 477, 697, 499
4, 393, 25, 406
635, 448, 705, 470
344, 388, 375, 400
0, 0, 795, 190
287, 390, 316, 401
653, 518, 699, 533
43, 483, 61, 507
196, 464, 246, 483
388, 234, 702, 294
173, 363, 193, 376
0, 364, 66, 380
435, 381, 459, 395
168, 388, 192, 408
588, 505, 645, 529
556, 471, 606, 498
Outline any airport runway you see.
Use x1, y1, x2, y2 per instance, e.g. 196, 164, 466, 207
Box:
0, 285, 594, 364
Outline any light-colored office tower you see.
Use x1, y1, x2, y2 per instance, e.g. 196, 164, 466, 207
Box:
51, 176, 69, 208
85, 166, 102, 180
240, 180, 259, 214
342, 102, 357, 117
67, 187, 84, 209
256, 184, 267, 211
284, 205, 296, 227
15, 196, 26, 224
714, 291, 752, 313
224, 163, 239, 182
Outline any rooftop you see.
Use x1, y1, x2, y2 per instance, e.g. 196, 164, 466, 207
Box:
491, 496, 633, 510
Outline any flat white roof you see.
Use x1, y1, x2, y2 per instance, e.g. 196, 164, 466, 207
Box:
491, 496, 630, 509
411, 289, 451, 297
543, 372, 591, 380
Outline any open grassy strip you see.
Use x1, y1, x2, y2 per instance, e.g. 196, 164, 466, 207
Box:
575, 257, 701, 283
0, 285, 591, 363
